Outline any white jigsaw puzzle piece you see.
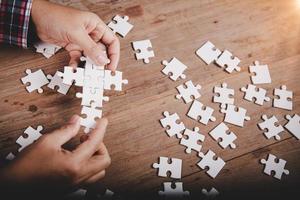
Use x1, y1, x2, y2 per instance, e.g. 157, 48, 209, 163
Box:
180, 127, 205, 154
176, 80, 202, 104
249, 61, 271, 84
159, 182, 190, 199
273, 85, 293, 110
132, 39, 154, 63
197, 150, 225, 179
76, 87, 109, 108
187, 100, 216, 125
216, 50, 241, 73
84, 66, 105, 89
241, 84, 270, 106
5, 152, 16, 161
16, 125, 43, 152
221, 104, 250, 127
213, 82, 234, 108
258, 115, 284, 140
80, 56, 105, 71
108, 15, 133, 37
47, 71, 71, 95
209, 122, 237, 149
152, 157, 182, 179
21, 69, 49, 93
285, 114, 300, 139
58, 66, 84, 87
80, 103, 102, 133
104, 70, 128, 91
160, 111, 185, 138
260, 154, 289, 180
202, 187, 219, 198
161, 57, 187, 81
196, 41, 222, 65
34, 41, 61, 58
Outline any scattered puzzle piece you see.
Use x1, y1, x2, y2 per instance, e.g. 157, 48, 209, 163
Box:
176, 80, 202, 104
180, 127, 205, 154
260, 154, 289, 180
273, 85, 293, 110
285, 114, 300, 140
209, 122, 237, 149
58, 66, 84, 86
132, 39, 154, 63
152, 157, 182, 179
161, 57, 187, 81
196, 41, 221, 65
197, 150, 225, 179
104, 70, 128, 91
213, 82, 234, 108
187, 100, 216, 125
216, 50, 241, 73
76, 87, 109, 108
16, 125, 43, 152
160, 111, 185, 138
47, 71, 71, 95
220, 104, 250, 127
158, 182, 190, 199
80, 103, 102, 133
202, 187, 219, 199
21, 69, 49, 93
108, 15, 133, 37
249, 61, 271, 84
241, 84, 270, 106
258, 115, 284, 140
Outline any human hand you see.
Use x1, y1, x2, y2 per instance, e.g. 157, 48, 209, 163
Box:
31, 0, 120, 70
0, 115, 111, 197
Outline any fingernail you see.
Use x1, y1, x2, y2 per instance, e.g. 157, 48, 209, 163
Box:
96, 55, 106, 65
106, 59, 111, 64
69, 115, 79, 124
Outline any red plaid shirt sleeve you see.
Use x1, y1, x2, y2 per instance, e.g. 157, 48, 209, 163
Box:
0, 0, 33, 48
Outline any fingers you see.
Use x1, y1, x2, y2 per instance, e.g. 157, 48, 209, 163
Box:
96, 24, 120, 71
70, 29, 109, 66
49, 115, 81, 146
74, 118, 108, 159
84, 170, 106, 185
68, 50, 82, 67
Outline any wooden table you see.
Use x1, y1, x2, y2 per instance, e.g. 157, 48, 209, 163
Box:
0, 0, 299, 198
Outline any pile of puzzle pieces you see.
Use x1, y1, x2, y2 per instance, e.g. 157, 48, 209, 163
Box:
155, 41, 299, 198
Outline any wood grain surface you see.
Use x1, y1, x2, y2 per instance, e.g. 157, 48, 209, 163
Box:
0, 0, 300, 198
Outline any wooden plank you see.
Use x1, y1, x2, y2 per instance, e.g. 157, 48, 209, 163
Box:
0, 0, 299, 197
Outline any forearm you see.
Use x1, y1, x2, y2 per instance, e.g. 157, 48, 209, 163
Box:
0, 0, 34, 48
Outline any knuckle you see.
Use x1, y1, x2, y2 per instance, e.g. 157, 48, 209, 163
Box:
104, 154, 111, 167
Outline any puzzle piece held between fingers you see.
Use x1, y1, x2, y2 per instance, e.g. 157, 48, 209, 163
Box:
160, 111, 185, 138
161, 57, 187, 81
285, 114, 300, 139
241, 84, 270, 106
104, 70, 128, 91
152, 157, 182, 179
21, 69, 49, 93
221, 104, 250, 127
16, 125, 43, 152
80, 56, 105, 70
80, 103, 102, 133
108, 15, 133, 37
132, 39, 154, 63
258, 115, 284, 140
249, 61, 271, 84
216, 50, 241, 73
260, 154, 289, 180
209, 122, 237, 149
176, 80, 202, 104
159, 182, 190, 199
180, 127, 205, 154
187, 100, 216, 125
34, 41, 62, 58
213, 82, 234, 108
196, 41, 222, 65
197, 150, 225, 179
273, 85, 293, 110
47, 71, 71, 95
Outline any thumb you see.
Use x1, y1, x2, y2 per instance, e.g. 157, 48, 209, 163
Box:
50, 115, 81, 146
70, 29, 109, 66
